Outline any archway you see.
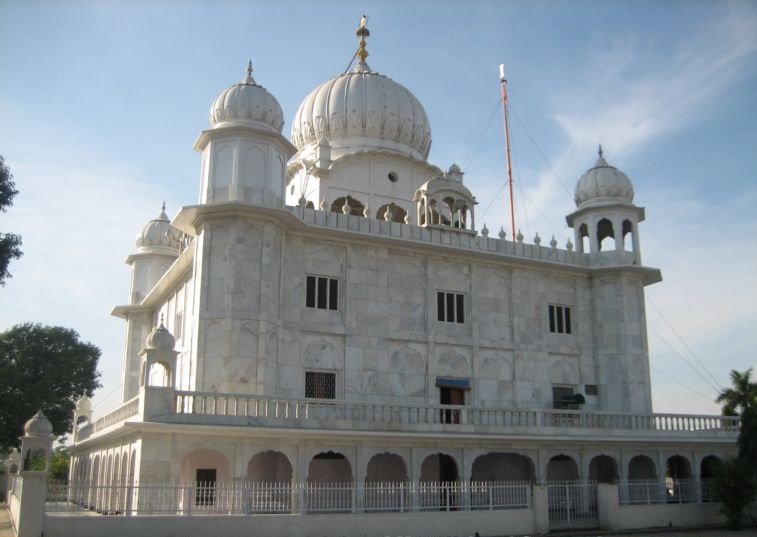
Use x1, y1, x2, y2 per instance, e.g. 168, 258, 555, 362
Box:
420, 453, 459, 510
331, 196, 365, 216
546, 454, 579, 481
247, 451, 293, 512
376, 203, 407, 223
578, 223, 590, 253
628, 455, 657, 479
665, 455, 693, 503
470, 452, 535, 482
364, 452, 408, 511
666, 455, 692, 479
622, 219, 633, 251
588, 455, 618, 483
597, 218, 614, 251
306, 451, 352, 512
180, 449, 230, 508
700, 455, 722, 502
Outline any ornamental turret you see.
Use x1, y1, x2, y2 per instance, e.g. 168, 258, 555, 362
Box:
196, 61, 297, 206
566, 146, 644, 265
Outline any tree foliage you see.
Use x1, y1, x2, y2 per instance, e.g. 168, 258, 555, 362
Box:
50, 445, 72, 482
714, 368, 757, 527
0, 155, 23, 286
0, 323, 101, 450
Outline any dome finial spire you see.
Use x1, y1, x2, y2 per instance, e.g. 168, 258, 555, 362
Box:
355, 14, 370, 63
242, 59, 255, 85
598, 144, 603, 158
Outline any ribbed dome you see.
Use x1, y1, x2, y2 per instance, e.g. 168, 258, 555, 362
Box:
209, 61, 285, 133
575, 148, 634, 208
145, 322, 176, 351
136, 204, 180, 253
24, 409, 53, 437
291, 62, 432, 161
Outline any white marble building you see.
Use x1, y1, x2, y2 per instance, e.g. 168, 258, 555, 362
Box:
66, 20, 737, 533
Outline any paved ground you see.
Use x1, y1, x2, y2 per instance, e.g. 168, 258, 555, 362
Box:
1, 505, 755, 537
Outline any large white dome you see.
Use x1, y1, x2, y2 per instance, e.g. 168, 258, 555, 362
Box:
575, 148, 634, 208
291, 62, 432, 161
209, 62, 285, 133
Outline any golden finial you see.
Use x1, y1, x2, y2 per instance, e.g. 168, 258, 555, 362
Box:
355, 14, 370, 62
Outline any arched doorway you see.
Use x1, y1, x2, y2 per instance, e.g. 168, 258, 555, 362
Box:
665, 455, 693, 503
626, 455, 659, 504
546, 454, 579, 481
469, 452, 534, 509
247, 451, 293, 512
700, 455, 722, 502
306, 451, 352, 512
364, 452, 408, 512
420, 453, 459, 510
588, 455, 618, 483
180, 449, 230, 510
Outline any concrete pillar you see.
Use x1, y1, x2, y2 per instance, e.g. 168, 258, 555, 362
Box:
597, 483, 620, 529
533, 484, 550, 534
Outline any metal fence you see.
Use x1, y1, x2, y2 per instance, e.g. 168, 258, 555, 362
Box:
618, 479, 698, 505
547, 480, 598, 530
46, 480, 531, 515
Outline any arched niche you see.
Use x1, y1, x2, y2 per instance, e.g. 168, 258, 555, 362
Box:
546, 454, 579, 481
331, 196, 365, 216
247, 450, 293, 482
628, 455, 657, 479
470, 452, 535, 482
365, 452, 408, 483
589, 455, 618, 483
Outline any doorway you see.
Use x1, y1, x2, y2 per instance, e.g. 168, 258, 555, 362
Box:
440, 387, 464, 424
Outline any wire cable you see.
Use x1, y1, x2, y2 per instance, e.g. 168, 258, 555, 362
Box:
462, 98, 502, 171
646, 295, 723, 390
649, 325, 721, 395
651, 367, 716, 401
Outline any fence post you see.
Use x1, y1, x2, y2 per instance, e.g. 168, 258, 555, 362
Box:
10, 410, 54, 537
533, 484, 550, 534
597, 483, 619, 530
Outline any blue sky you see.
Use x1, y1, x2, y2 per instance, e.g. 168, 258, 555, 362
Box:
1, 0, 755, 419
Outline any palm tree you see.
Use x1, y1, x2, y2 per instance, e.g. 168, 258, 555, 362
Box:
716, 368, 757, 417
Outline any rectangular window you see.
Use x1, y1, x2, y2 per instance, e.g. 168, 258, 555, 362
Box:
552, 385, 575, 409
437, 291, 465, 323
305, 371, 336, 399
585, 384, 598, 396
306, 275, 339, 311
548, 304, 572, 334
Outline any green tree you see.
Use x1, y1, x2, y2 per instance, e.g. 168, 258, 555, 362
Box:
0, 323, 101, 450
717, 368, 757, 462
714, 368, 757, 528
50, 445, 71, 482
0, 155, 23, 286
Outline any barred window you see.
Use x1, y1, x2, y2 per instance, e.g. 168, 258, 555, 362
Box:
548, 304, 572, 334
305, 371, 336, 399
437, 291, 465, 323
306, 275, 339, 310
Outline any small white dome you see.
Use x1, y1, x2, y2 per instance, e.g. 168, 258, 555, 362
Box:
209, 61, 285, 133
575, 147, 634, 208
136, 204, 181, 253
145, 322, 175, 351
75, 396, 92, 411
291, 62, 432, 161
24, 409, 53, 437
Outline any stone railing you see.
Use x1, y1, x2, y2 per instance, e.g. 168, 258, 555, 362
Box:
77, 396, 140, 442
173, 391, 739, 436
287, 206, 588, 267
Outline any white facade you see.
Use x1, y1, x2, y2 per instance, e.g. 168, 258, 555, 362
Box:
67, 22, 738, 534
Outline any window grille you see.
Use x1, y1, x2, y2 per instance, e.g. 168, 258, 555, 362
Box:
552, 385, 575, 409
305, 371, 336, 399
306, 276, 339, 310
437, 291, 465, 323
548, 304, 572, 334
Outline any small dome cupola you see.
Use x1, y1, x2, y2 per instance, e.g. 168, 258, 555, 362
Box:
209, 61, 285, 133
291, 17, 432, 161
24, 409, 53, 437
145, 318, 176, 351
414, 164, 477, 233
574, 145, 635, 209
136, 203, 181, 254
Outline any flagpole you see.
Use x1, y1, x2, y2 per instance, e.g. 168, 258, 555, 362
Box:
499, 64, 516, 240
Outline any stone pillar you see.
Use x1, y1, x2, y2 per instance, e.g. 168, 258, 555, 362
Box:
12, 411, 54, 537
532, 484, 550, 534
597, 483, 619, 529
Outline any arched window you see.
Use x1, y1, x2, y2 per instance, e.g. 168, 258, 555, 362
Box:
622, 219, 633, 251
578, 223, 590, 253
330, 196, 365, 216
376, 203, 407, 223
597, 218, 614, 251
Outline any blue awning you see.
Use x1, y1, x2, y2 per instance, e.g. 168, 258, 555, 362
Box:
435, 377, 471, 389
